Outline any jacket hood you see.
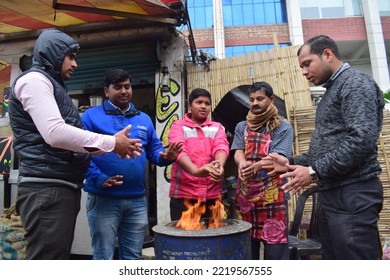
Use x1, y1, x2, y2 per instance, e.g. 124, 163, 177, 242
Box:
32, 29, 79, 82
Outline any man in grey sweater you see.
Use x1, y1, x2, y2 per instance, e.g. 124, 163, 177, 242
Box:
267, 35, 384, 259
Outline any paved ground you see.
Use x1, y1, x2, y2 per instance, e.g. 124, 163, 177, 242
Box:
141, 247, 155, 260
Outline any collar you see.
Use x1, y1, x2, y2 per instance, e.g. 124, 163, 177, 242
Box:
183, 112, 212, 127
103, 99, 140, 116
323, 63, 350, 89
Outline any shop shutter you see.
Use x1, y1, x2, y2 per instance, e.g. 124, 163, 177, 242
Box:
65, 41, 159, 92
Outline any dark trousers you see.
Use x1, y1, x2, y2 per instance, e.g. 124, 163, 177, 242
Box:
251, 238, 289, 260
16, 184, 81, 260
169, 198, 217, 222
319, 177, 383, 260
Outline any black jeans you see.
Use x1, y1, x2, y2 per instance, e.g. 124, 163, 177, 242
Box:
319, 177, 383, 260
16, 184, 81, 259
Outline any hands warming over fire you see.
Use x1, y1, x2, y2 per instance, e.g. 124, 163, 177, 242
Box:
262, 153, 289, 174
261, 153, 310, 195
238, 158, 278, 182
238, 160, 255, 181
208, 160, 224, 183
113, 125, 144, 159
195, 160, 224, 182
160, 141, 183, 161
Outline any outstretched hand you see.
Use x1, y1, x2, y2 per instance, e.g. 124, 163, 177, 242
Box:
262, 153, 289, 176
113, 125, 144, 159
280, 164, 311, 195
160, 141, 183, 161
261, 153, 310, 194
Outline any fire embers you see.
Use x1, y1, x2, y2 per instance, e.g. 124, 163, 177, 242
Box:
176, 199, 226, 230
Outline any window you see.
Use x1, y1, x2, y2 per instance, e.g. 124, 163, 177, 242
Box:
300, 0, 362, 19
184, 0, 287, 28
187, 0, 213, 28
378, 1, 390, 16
223, 0, 287, 26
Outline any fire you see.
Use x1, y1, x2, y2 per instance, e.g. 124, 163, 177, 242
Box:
208, 199, 225, 229
176, 199, 225, 230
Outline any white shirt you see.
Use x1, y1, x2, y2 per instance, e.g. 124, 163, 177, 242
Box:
13, 72, 115, 154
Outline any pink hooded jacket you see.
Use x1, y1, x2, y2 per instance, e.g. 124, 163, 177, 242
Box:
168, 113, 230, 201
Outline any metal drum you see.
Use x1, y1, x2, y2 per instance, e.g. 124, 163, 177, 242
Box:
152, 219, 252, 260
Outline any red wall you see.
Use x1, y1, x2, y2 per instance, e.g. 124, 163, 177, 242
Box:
184, 16, 390, 48
302, 17, 367, 41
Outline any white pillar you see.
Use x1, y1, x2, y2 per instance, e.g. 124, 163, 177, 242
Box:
213, 0, 225, 59
155, 35, 186, 225
361, 0, 390, 91
286, 0, 304, 46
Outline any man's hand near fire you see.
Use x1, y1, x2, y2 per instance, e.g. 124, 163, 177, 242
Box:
238, 160, 254, 181
113, 125, 144, 159
262, 153, 289, 175
262, 153, 309, 195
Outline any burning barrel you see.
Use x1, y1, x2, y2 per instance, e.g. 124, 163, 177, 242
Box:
152, 219, 252, 260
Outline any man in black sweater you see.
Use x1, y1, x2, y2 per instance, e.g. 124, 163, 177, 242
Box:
267, 35, 384, 260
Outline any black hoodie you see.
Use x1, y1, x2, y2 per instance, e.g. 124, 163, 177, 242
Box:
9, 30, 89, 189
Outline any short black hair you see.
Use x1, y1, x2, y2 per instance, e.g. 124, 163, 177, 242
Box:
188, 88, 212, 104
103, 68, 132, 87
249, 81, 274, 98
297, 35, 342, 60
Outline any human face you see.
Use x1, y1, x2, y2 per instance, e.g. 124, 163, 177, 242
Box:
249, 90, 274, 114
188, 95, 211, 125
298, 44, 334, 86
104, 79, 132, 110
61, 52, 77, 80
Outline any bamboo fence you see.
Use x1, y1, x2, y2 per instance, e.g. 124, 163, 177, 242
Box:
186, 45, 313, 118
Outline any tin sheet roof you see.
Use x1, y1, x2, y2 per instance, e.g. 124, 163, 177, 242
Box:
0, 0, 184, 35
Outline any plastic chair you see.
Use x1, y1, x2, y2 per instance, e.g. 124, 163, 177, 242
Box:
288, 186, 322, 259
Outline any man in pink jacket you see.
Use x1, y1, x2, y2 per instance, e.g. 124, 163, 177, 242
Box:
168, 88, 230, 221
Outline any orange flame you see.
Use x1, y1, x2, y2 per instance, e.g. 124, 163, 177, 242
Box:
208, 199, 225, 229
176, 199, 206, 230
176, 198, 225, 230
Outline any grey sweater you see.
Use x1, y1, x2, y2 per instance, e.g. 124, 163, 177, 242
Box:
293, 63, 384, 190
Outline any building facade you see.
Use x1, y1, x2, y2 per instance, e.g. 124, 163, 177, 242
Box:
184, 0, 390, 91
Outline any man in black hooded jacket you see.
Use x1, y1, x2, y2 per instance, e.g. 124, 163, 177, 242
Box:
8, 29, 143, 259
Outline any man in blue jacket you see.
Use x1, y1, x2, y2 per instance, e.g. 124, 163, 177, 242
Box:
81, 68, 181, 260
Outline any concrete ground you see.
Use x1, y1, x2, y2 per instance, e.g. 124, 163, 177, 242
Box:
141, 247, 155, 260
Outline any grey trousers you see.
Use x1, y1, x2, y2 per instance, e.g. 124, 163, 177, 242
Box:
16, 184, 81, 260
319, 177, 383, 260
